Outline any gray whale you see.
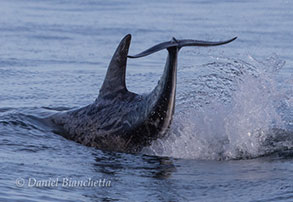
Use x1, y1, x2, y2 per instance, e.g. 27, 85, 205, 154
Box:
50, 34, 236, 153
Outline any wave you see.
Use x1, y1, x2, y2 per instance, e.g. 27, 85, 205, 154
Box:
1, 54, 292, 160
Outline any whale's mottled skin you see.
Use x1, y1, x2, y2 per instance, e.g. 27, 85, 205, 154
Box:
50, 34, 236, 153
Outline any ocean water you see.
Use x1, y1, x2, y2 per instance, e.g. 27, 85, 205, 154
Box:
0, 0, 292, 201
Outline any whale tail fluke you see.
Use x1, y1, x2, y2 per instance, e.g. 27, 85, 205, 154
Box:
128, 36, 237, 58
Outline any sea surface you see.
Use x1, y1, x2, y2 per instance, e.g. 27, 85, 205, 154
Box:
0, 0, 292, 201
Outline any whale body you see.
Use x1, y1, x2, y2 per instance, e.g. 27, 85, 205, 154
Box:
50, 34, 236, 153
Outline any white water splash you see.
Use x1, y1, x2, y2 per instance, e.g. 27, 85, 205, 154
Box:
145, 55, 293, 160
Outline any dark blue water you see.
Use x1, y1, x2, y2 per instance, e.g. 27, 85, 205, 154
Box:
0, 0, 292, 201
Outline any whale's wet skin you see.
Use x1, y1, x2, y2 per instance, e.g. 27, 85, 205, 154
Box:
1, 0, 293, 201
49, 34, 236, 153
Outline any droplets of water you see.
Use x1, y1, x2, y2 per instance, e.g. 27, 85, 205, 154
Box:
145, 54, 293, 160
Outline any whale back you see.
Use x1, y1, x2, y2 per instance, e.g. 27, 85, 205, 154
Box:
50, 34, 237, 153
